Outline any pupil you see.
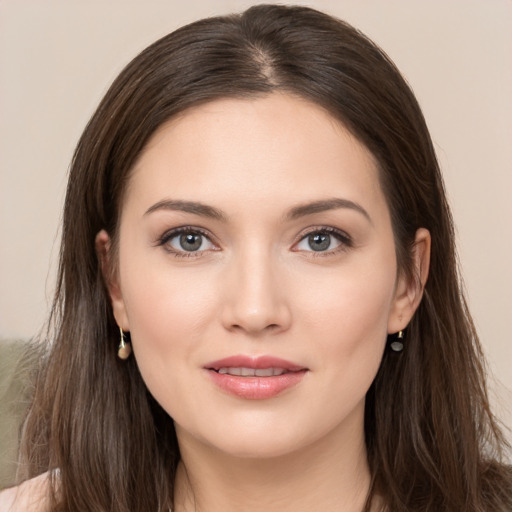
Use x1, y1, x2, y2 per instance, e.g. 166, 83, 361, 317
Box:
180, 233, 202, 251
308, 233, 330, 251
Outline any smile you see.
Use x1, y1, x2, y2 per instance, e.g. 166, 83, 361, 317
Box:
204, 355, 308, 399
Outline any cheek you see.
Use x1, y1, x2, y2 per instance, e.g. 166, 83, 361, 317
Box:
297, 259, 396, 337
292, 254, 396, 380
118, 249, 221, 379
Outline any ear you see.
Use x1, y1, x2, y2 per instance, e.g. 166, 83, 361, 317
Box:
95, 229, 130, 331
387, 228, 431, 333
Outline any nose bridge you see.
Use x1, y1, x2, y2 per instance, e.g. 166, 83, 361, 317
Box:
222, 241, 291, 334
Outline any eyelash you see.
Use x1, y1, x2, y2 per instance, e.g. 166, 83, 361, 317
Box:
156, 225, 353, 258
156, 226, 218, 258
293, 226, 353, 257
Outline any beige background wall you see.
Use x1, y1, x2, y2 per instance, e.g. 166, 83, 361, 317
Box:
1, 0, 511, 434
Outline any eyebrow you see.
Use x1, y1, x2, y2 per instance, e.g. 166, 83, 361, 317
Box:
144, 199, 227, 221
144, 197, 371, 224
285, 198, 372, 224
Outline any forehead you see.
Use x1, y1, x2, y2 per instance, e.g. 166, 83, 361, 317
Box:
124, 94, 386, 219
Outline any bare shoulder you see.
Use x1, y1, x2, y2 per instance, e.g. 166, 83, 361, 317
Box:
0, 473, 50, 512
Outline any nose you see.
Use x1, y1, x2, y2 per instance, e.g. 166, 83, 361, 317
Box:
220, 248, 292, 336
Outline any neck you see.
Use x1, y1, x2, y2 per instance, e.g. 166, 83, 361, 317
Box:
173, 406, 373, 512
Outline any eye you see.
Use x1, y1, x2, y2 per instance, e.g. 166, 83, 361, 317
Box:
160, 228, 216, 255
294, 228, 351, 253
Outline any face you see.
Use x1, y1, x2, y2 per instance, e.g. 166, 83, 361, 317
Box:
102, 94, 424, 459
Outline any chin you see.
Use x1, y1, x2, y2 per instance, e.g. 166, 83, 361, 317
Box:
176, 406, 354, 462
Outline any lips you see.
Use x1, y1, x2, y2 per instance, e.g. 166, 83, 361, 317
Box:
204, 355, 308, 400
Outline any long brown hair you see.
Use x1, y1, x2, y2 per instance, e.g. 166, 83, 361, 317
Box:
18, 5, 511, 511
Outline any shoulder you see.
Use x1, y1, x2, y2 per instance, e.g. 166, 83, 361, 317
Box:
0, 472, 50, 512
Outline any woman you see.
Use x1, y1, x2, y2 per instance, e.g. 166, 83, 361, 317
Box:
1, 4, 511, 511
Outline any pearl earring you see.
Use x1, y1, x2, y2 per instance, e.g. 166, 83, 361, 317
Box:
118, 327, 132, 360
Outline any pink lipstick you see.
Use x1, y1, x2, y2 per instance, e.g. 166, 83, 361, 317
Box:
204, 355, 308, 400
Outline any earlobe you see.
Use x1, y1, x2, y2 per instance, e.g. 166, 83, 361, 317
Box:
95, 230, 130, 330
388, 228, 431, 333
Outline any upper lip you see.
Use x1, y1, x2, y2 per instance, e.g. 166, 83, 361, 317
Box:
204, 355, 307, 372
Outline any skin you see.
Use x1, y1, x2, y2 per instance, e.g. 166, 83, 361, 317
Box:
97, 94, 430, 512
0, 473, 49, 512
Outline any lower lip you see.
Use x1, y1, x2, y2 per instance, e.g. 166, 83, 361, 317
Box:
207, 370, 307, 400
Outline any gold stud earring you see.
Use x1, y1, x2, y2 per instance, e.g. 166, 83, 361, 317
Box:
390, 330, 404, 352
118, 327, 132, 360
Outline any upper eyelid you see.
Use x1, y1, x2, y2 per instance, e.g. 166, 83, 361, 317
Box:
293, 225, 352, 243
156, 226, 217, 247
291, 226, 353, 254
156, 227, 219, 258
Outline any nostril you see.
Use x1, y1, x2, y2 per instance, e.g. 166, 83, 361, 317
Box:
234, 322, 280, 331
221, 296, 292, 335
